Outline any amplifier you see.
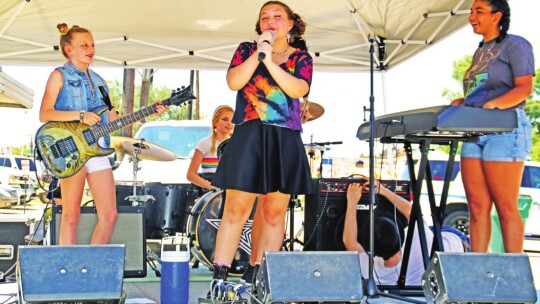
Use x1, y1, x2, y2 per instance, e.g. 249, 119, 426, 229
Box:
304, 178, 410, 251
49, 206, 146, 278
0, 214, 37, 276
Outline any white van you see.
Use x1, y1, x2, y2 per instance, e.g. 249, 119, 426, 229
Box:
113, 120, 212, 185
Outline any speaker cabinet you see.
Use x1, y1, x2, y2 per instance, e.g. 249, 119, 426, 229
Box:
19, 245, 124, 303
0, 215, 36, 276
255, 251, 363, 303
422, 252, 537, 304
49, 206, 146, 278
304, 178, 410, 251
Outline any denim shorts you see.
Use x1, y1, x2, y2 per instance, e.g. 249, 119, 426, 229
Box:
461, 109, 532, 161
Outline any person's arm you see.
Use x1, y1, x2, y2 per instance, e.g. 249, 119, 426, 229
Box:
263, 58, 310, 98
450, 98, 464, 106
374, 180, 413, 221
343, 183, 366, 253
482, 75, 533, 109
226, 52, 260, 91
186, 149, 216, 190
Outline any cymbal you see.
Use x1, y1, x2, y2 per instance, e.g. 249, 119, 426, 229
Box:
304, 143, 325, 150
304, 102, 325, 122
111, 136, 176, 161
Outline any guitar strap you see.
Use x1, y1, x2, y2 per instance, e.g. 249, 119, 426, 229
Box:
98, 86, 114, 111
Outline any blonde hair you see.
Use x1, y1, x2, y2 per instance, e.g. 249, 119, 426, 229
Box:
210, 105, 234, 154
57, 23, 91, 59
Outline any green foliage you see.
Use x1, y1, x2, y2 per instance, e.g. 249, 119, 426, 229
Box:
106, 80, 192, 135
441, 55, 472, 102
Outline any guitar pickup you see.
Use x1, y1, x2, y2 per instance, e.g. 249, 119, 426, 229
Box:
83, 129, 96, 145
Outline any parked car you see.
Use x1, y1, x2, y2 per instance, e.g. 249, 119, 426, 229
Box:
399, 156, 540, 238
0, 184, 19, 206
113, 120, 212, 185
0, 154, 42, 202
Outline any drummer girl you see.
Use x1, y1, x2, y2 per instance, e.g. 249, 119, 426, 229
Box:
186, 105, 234, 191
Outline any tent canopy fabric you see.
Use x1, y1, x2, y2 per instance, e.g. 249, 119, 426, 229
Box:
1, 0, 473, 71
0, 69, 33, 109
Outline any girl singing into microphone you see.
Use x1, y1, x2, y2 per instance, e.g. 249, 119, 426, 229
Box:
208, 0, 313, 288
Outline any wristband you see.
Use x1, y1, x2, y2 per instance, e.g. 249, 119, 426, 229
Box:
80, 110, 85, 122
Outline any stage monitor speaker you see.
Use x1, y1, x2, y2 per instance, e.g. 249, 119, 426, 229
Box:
49, 206, 146, 278
255, 252, 363, 303
422, 252, 537, 304
19, 245, 124, 303
304, 178, 410, 251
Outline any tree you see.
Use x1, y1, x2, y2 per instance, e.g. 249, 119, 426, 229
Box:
443, 56, 540, 161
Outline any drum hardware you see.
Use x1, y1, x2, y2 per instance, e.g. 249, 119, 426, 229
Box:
111, 136, 176, 206
282, 195, 303, 251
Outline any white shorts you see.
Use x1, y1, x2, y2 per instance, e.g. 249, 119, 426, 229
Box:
86, 155, 112, 174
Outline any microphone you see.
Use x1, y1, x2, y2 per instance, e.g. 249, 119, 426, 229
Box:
258, 30, 275, 62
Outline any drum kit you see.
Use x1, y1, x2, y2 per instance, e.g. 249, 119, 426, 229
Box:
111, 100, 326, 276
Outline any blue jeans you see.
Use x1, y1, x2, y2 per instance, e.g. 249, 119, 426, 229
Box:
430, 225, 471, 252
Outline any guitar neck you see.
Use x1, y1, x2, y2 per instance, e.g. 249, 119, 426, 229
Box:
93, 103, 160, 139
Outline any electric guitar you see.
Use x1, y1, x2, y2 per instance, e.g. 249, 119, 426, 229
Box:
36, 85, 195, 178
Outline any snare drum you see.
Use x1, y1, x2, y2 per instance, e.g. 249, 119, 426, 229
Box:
186, 189, 256, 276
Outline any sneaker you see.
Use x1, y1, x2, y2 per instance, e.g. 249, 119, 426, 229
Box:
240, 264, 255, 286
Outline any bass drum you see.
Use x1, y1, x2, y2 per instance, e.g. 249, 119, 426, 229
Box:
187, 189, 256, 276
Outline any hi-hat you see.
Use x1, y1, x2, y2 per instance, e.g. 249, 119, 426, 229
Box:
111, 137, 176, 161
304, 143, 325, 150
302, 102, 325, 122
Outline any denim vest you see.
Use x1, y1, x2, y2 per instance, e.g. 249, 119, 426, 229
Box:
55, 61, 111, 147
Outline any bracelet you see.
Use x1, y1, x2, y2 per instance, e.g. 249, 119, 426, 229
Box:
79, 110, 85, 122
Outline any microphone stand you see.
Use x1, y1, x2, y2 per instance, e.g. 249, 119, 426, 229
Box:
365, 34, 378, 298
365, 35, 425, 304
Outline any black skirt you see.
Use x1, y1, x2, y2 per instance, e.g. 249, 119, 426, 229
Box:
212, 119, 313, 195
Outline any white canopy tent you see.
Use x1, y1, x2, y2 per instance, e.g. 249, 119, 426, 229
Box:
1, 0, 472, 72
0, 68, 33, 109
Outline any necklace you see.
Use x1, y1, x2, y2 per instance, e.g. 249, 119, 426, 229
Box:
272, 45, 289, 55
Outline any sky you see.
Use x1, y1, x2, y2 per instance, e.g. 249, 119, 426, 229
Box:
1, 0, 539, 159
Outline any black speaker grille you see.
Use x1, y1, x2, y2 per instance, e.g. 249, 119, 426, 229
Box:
304, 178, 410, 251
50, 206, 146, 278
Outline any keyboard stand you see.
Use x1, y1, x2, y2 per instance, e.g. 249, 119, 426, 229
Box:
381, 134, 474, 289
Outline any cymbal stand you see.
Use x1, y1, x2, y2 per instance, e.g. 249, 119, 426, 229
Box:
125, 140, 155, 207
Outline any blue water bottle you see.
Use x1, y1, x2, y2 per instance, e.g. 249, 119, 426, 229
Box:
161, 236, 190, 304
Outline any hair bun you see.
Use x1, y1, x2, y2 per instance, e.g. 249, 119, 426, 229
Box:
57, 23, 69, 35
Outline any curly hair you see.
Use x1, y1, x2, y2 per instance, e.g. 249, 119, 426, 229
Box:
255, 1, 308, 51
57, 23, 91, 59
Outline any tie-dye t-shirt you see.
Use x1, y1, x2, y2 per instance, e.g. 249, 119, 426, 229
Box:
195, 135, 221, 174
463, 34, 535, 109
229, 42, 313, 131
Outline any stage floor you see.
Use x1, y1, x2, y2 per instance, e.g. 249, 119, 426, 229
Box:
3, 202, 540, 303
